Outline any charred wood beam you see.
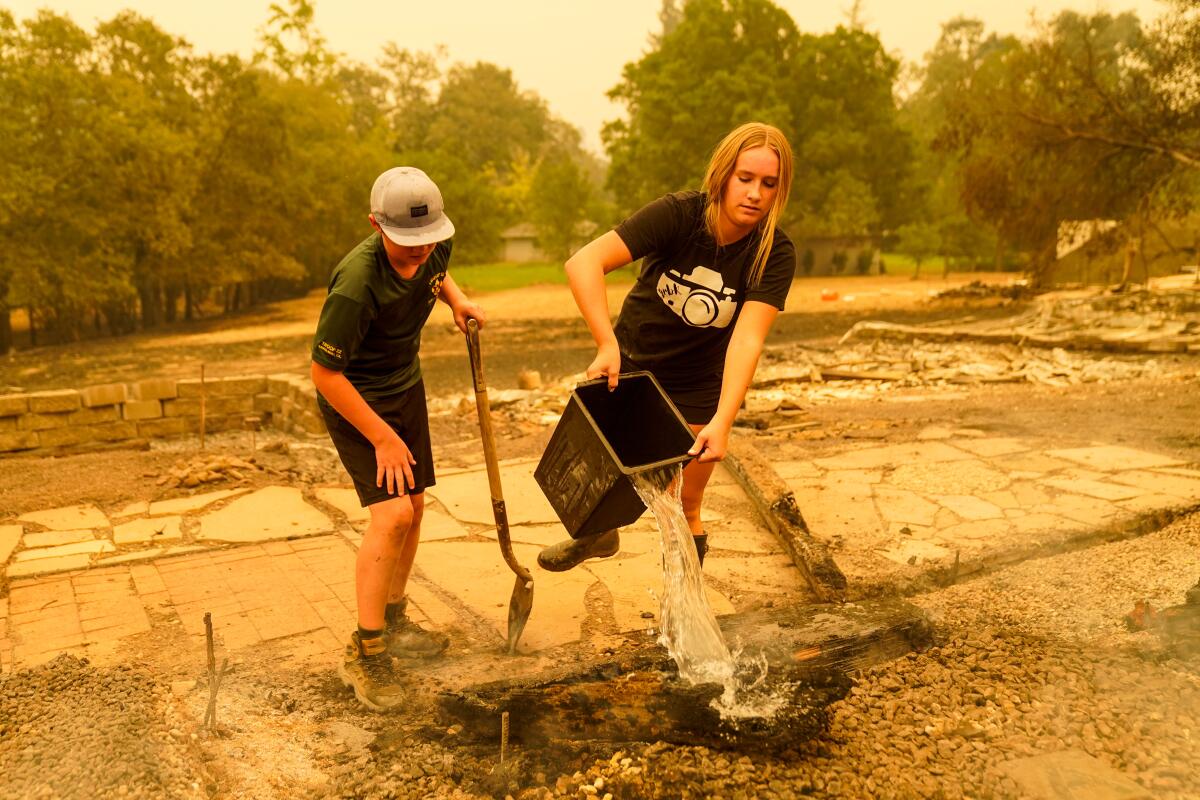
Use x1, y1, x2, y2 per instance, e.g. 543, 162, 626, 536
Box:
723, 437, 847, 603
437, 598, 930, 751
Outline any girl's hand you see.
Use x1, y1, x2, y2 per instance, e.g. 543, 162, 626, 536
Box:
689, 420, 731, 463
375, 431, 417, 494
453, 302, 486, 334
586, 342, 622, 391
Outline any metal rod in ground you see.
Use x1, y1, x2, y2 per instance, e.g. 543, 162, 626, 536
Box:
199, 364, 207, 450
500, 711, 509, 764
206, 657, 229, 731
203, 612, 216, 728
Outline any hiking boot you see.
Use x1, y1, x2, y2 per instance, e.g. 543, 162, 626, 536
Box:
338, 631, 405, 711
385, 598, 449, 659
537, 529, 620, 572
693, 533, 709, 567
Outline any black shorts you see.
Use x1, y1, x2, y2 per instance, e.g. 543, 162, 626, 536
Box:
619, 353, 716, 426
318, 379, 436, 506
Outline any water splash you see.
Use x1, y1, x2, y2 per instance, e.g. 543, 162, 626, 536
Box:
631, 466, 787, 720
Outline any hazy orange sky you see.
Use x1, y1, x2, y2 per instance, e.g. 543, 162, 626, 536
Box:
3, 0, 1169, 151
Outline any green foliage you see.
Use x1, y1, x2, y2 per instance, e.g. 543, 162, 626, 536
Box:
604, 0, 918, 236
604, 0, 799, 211
528, 125, 596, 260
387, 56, 601, 265
0, 5, 601, 346
450, 261, 635, 294
894, 223, 940, 267
878, 252, 949, 277
911, 6, 1200, 282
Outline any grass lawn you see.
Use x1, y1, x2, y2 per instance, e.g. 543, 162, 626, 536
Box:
877, 252, 950, 277
451, 261, 636, 294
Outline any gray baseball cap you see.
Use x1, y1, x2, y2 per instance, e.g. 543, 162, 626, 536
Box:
370, 167, 455, 246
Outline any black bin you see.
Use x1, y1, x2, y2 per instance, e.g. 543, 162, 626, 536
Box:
534, 371, 695, 539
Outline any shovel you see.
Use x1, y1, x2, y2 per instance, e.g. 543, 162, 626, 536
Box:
465, 318, 534, 654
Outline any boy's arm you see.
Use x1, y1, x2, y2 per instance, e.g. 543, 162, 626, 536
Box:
310, 362, 416, 494
438, 273, 485, 333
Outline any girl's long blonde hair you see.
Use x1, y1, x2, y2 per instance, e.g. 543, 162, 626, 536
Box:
701, 122, 794, 288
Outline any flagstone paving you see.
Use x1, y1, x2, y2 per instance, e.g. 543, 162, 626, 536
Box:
0, 435, 1196, 674
784, 434, 1200, 575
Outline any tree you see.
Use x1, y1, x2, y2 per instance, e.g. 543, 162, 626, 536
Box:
895, 223, 941, 279
256, 0, 337, 81
604, 0, 799, 212
657, 0, 684, 41
900, 18, 1011, 270
0, 10, 122, 342
0, 1, 600, 348
92, 12, 199, 330
925, 7, 1200, 282
529, 147, 593, 260
391, 56, 597, 263
603, 0, 918, 237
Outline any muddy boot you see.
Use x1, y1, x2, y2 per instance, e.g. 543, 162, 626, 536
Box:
384, 598, 449, 659
693, 533, 709, 567
338, 631, 405, 712
537, 529, 620, 572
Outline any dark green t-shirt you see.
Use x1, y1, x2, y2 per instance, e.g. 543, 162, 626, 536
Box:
311, 233, 451, 400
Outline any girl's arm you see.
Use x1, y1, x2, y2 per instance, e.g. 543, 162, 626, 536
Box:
689, 300, 779, 462
310, 362, 415, 494
565, 230, 634, 390
438, 273, 485, 333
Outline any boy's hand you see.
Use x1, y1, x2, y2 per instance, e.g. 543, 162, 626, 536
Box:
688, 420, 730, 463
375, 432, 417, 494
586, 342, 622, 391
453, 302, 486, 334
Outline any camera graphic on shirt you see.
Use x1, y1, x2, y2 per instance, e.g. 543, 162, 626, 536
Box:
656, 266, 737, 329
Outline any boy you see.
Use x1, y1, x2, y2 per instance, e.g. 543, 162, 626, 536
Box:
311, 167, 484, 710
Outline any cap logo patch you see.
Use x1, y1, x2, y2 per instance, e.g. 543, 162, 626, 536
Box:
410, 204, 429, 218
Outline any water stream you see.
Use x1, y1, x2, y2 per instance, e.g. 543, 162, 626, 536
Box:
631, 466, 787, 720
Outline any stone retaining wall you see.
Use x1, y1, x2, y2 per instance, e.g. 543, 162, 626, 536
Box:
0, 373, 326, 454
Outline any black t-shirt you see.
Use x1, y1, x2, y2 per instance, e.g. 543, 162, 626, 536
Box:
311, 233, 450, 401
613, 191, 795, 388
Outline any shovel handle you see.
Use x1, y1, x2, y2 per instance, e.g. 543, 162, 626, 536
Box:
466, 319, 532, 583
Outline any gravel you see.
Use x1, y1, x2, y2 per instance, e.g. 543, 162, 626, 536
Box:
0, 655, 211, 800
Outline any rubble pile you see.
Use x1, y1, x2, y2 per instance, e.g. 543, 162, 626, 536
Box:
1003, 285, 1200, 342
430, 382, 573, 429
933, 280, 1033, 301
747, 338, 1192, 407
846, 282, 1200, 354
429, 328, 1196, 431
155, 454, 266, 489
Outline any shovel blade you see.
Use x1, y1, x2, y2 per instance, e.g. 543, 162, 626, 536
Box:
505, 575, 534, 654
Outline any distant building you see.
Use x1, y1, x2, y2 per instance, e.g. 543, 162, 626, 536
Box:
499, 221, 598, 263
1056, 219, 1118, 260
1048, 216, 1199, 285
